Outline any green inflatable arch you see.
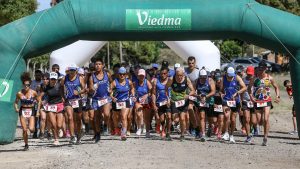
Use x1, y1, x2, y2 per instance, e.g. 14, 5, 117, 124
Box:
1, 0, 300, 143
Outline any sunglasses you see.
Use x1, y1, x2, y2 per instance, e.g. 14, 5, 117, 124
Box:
69, 69, 76, 72
24, 83, 30, 87
119, 73, 126, 76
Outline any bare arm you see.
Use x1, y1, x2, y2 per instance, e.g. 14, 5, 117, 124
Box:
187, 78, 195, 96
14, 93, 20, 113
129, 80, 135, 96
207, 78, 216, 98
79, 76, 86, 95
270, 76, 280, 102
151, 79, 157, 106
236, 76, 247, 95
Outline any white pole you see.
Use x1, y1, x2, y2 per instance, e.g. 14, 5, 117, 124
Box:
107, 42, 110, 69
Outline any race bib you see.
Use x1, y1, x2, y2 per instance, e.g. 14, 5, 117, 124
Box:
247, 101, 254, 108
214, 105, 223, 112
47, 105, 58, 112
139, 97, 149, 105
257, 102, 268, 108
70, 100, 79, 108
227, 101, 236, 108
116, 101, 126, 109
175, 100, 185, 108
98, 98, 108, 107
199, 102, 208, 108
159, 100, 168, 107
189, 96, 197, 101
22, 108, 32, 118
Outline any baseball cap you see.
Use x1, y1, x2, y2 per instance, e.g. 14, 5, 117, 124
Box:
152, 63, 159, 69
119, 67, 127, 74
69, 63, 78, 71
174, 63, 181, 68
199, 69, 207, 76
162, 60, 169, 67
138, 69, 146, 76
227, 67, 235, 77
49, 72, 58, 79
246, 66, 255, 75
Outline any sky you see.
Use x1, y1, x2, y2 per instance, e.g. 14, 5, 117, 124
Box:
36, 0, 51, 12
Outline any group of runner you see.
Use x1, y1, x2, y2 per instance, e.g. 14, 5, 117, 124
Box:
15, 56, 287, 151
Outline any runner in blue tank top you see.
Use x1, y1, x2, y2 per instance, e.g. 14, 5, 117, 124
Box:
134, 69, 152, 137
194, 69, 215, 142
110, 67, 135, 141
152, 67, 172, 140
61, 63, 86, 145
89, 58, 112, 143
221, 67, 246, 143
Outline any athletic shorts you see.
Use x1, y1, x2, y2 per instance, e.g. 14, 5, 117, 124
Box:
157, 105, 171, 115
44, 102, 64, 113
170, 100, 188, 114
92, 97, 112, 110
222, 100, 241, 113
206, 106, 218, 117
112, 100, 130, 111
64, 99, 83, 113
19, 107, 36, 117
254, 101, 272, 110
241, 101, 255, 114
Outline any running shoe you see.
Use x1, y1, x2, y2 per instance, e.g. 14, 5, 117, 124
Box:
114, 128, 121, 136
76, 134, 82, 145
32, 131, 38, 139
207, 127, 212, 138
262, 138, 268, 146
253, 128, 259, 136
217, 133, 222, 140
229, 135, 236, 144
213, 126, 219, 135
136, 129, 142, 136
222, 132, 229, 141
289, 130, 298, 135
39, 132, 45, 140
103, 128, 109, 136
142, 128, 146, 134
69, 136, 77, 144
53, 140, 60, 146
59, 129, 64, 138
111, 129, 115, 136
200, 135, 207, 142
156, 124, 161, 134
179, 135, 185, 142
161, 130, 166, 139
245, 136, 252, 144
146, 132, 150, 138
95, 133, 101, 143
166, 133, 172, 141
47, 131, 53, 141
24, 144, 29, 151
121, 134, 127, 141
241, 127, 247, 135
126, 131, 131, 136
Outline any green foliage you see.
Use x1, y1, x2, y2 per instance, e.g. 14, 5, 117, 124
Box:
220, 40, 242, 61
256, 0, 300, 16
0, 0, 37, 26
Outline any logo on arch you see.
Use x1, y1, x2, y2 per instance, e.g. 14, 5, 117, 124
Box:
126, 9, 191, 31
0, 79, 14, 102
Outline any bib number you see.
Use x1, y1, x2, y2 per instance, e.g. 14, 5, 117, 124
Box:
70, 100, 79, 108
247, 101, 254, 108
47, 105, 58, 112
175, 100, 185, 108
98, 98, 108, 107
257, 102, 268, 108
22, 109, 32, 118
189, 96, 197, 101
159, 100, 168, 107
116, 102, 126, 109
199, 102, 208, 108
139, 97, 149, 105
227, 101, 236, 108
214, 105, 223, 112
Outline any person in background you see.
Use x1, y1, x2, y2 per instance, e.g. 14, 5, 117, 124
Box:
283, 80, 297, 135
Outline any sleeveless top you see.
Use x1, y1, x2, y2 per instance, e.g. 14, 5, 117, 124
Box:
156, 77, 169, 103
136, 79, 149, 99
114, 78, 130, 101
20, 90, 35, 106
196, 78, 213, 105
170, 77, 188, 101
64, 74, 81, 100
92, 72, 110, 100
223, 75, 240, 102
253, 74, 272, 102
44, 83, 63, 104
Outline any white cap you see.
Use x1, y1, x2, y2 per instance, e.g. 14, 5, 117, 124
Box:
49, 72, 58, 79
138, 69, 146, 76
227, 67, 235, 77
174, 63, 181, 68
199, 69, 207, 76
69, 63, 78, 70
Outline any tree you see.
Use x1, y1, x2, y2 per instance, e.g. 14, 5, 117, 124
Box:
220, 40, 242, 61
0, 0, 37, 26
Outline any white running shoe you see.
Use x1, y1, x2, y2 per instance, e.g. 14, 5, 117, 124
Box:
136, 129, 142, 136
58, 129, 63, 138
289, 130, 298, 135
53, 140, 60, 146
229, 135, 235, 144
142, 128, 146, 134
222, 132, 229, 141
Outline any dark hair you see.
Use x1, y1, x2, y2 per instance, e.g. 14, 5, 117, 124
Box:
94, 58, 104, 64
35, 69, 42, 74
20, 72, 31, 83
52, 64, 59, 68
43, 72, 50, 79
283, 80, 290, 87
113, 63, 121, 69
188, 56, 196, 62
160, 66, 169, 72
